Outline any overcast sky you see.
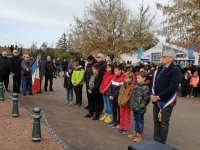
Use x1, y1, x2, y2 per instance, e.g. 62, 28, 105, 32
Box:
0, 0, 168, 48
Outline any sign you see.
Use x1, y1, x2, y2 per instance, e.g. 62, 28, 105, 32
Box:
141, 58, 149, 63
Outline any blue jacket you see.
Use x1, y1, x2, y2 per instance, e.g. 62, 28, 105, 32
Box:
153, 63, 182, 105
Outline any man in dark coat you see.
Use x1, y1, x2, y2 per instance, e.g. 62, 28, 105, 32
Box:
10, 50, 23, 93
150, 50, 182, 144
0, 51, 10, 91
36, 53, 45, 93
79, 58, 85, 69
44, 56, 55, 92
62, 59, 68, 77
84, 55, 97, 109
189, 61, 196, 74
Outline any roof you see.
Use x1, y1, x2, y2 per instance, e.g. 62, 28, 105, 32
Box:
168, 42, 200, 53
0, 47, 37, 55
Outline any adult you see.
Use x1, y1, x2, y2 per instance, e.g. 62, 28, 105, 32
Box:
0, 51, 10, 91
189, 61, 196, 75
195, 63, 200, 97
36, 53, 45, 93
96, 53, 107, 113
150, 50, 182, 144
62, 59, 68, 77
44, 56, 55, 92
55, 58, 61, 76
79, 58, 85, 69
10, 50, 23, 93
21, 54, 32, 96
182, 63, 191, 75
84, 55, 97, 109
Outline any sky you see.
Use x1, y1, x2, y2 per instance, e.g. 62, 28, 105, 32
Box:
0, 0, 168, 48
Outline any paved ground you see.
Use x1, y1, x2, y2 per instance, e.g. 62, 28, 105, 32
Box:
5, 75, 200, 150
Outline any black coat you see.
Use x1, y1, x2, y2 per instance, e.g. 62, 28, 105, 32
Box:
0, 56, 10, 75
84, 59, 97, 89
181, 76, 190, 90
97, 60, 107, 81
190, 65, 196, 74
62, 61, 68, 71
10, 55, 23, 75
63, 71, 73, 89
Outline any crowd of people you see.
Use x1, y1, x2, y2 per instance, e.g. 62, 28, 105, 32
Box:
0, 49, 196, 144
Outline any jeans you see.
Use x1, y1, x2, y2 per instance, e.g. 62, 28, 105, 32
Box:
74, 84, 83, 105
22, 76, 32, 94
133, 112, 144, 135
66, 88, 73, 102
103, 95, 112, 116
120, 107, 131, 130
153, 104, 173, 144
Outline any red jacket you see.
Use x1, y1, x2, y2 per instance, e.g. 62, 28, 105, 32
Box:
100, 71, 114, 95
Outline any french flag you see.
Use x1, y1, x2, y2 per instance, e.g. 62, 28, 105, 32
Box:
31, 59, 40, 94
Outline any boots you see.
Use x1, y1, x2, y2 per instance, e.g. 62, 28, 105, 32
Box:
133, 133, 142, 142
127, 131, 137, 139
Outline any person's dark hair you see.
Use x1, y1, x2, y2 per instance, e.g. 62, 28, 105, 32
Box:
107, 64, 114, 74
114, 65, 123, 71
92, 63, 100, 70
137, 71, 147, 78
87, 55, 94, 61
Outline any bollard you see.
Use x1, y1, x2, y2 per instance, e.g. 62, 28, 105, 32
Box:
31, 107, 42, 142
0, 82, 4, 102
12, 93, 19, 117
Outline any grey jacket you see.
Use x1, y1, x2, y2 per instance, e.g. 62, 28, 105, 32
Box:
21, 60, 32, 78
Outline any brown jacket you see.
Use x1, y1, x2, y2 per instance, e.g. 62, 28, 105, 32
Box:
21, 60, 32, 78
118, 82, 135, 107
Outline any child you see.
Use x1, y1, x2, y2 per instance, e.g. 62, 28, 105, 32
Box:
115, 72, 135, 135
108, 65, 125, 128
63, 66, 73, 105
71, 62, 85, 107
99, 64, 114, 123
85, 63, 102, 120
129, 71, 150, 142
188, 71, 199, 98
181, 72, 190, 97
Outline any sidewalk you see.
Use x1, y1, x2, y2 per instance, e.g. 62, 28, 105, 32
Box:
0, 99, 63, 150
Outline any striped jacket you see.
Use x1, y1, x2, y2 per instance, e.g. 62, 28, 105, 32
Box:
108, 72, 125, 101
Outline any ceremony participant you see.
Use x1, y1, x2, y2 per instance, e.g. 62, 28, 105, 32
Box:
151, 50, 182, 144
63, 66, 73, 105
21, 54, 32, 96
99, 64, 114, 123
71, 62, 85, 107
62, 59, 68, 77
0, 51, 10, 92
181, 72, 190, 97
44, 56, 55, 92
85, 63, 102, 120
84, 55, 97, 109
108, 65, 124, 128
129, 71, 150, 142
116, 72, 134, 135
36, 53, 45, 93
10, 50, 23, 93
189, 71, 199, 98
55, 58, 61, 76
79, 58, 85, 69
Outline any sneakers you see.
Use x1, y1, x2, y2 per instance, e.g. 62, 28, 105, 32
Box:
112, 122, 118, 128
77, 104, 82, 108
128, 131, 137, 139
123, 130, 129, 135
187, 95, 189, 97
69, 102, 72, 105
133, 133, 142, 142
107, 122, 114, 126
64, 101, 69, 104
73, 103, 78, 106
104, 116, 112, 123
191, 96, 194, 98
99, 115, 107, 121
115, 128, 124, 133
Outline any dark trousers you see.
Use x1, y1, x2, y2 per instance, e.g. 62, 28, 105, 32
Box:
74, 84, 83, 105
181, 85, 188, 97
44, 74, 53, 90
112, 100, 120, 124
188, 87, 197, 96
12, 75, 21, 93
40, 80, 42, 92
153, 104, 174, 144
89, 90, 101, 117
86, 85, 91, 107
0, 74, 9, 89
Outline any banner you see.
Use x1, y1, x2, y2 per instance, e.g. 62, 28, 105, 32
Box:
188, 44, 196, 59
31, 59, 40, 94
137, 47, 144, 59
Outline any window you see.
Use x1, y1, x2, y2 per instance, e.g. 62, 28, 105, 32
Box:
151, 53, 162, 62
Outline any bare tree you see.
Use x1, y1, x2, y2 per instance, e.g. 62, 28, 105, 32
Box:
69, 0, 158, 59
156, 0, 200, 45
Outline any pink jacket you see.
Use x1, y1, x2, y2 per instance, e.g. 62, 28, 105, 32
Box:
190, 76, 199, 87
